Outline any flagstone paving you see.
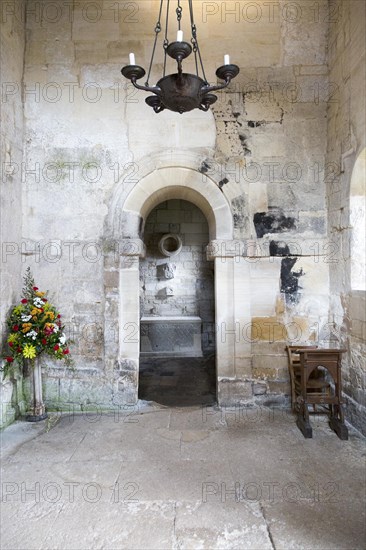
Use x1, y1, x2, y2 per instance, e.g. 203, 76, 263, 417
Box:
1, 402, 365, 549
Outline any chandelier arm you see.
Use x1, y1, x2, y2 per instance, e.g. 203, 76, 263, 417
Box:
202, 80, 233, 94
130, 79, 162, 95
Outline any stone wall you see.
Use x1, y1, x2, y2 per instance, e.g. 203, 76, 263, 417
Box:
18, 0, 331, 411
326, 0, 366, 435
0, 0, 26, 428
1, 0, 364, 430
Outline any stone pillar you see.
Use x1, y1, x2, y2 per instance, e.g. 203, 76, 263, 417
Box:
115, 239, 145, 405
208, 240, 252, 406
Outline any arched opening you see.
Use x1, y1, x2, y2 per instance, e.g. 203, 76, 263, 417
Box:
138, 199, 216, 406
350, 148, 366, 290
106, 164, 246, 407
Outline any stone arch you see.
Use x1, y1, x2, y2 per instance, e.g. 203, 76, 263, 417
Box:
114, 166, 233, 242
105, 164, 248, 407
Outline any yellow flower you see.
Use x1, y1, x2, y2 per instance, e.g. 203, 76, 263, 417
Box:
35, 291, 46, 297
8, 334, 18, 343
23, 344, 37, 359
22, 323, 32, 333
31, 308, 41, 316
45, 311, 55, 320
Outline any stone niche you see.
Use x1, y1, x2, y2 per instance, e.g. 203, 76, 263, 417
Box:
140, 199, 215, 353
140, 316, 203, 357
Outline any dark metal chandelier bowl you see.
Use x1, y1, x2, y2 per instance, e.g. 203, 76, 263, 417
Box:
121, 0, 240, 114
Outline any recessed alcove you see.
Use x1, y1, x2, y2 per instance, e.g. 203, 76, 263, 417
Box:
139, 199, 215, 405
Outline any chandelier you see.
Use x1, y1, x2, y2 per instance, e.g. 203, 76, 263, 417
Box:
121, 0, 240, 114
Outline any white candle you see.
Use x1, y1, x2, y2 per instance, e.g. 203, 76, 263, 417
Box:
177, 30, 183, 42
224, 54, 230, 65
129, 53, 136, 65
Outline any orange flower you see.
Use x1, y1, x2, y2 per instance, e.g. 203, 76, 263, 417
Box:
22, 323, 32, 333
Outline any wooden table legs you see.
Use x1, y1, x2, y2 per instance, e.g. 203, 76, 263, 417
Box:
295, 349, 348, 440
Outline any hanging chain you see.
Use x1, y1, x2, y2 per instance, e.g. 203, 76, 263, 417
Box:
188, 0, 208, 83
176, 0, 182, 29
146, 0, 164, 86
146, 0, 209, 86
163, 0, 170, 77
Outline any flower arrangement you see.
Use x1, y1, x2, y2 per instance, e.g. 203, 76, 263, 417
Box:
2, 268, 72, 376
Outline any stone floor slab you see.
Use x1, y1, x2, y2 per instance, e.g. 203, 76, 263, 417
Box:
0, 405, 365, 550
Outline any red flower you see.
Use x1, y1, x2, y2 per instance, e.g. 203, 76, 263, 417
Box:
17, 347, 22, 352
33, 287, 38, 291
13, 325, 19, 332
6, 357, 14, 363
40, 308, 44, 313
57, 314, 61, 319
63, 349, 69, 355
9, 342, 13, 348
54, 344, 60, 351
41, 338, 47, 345
43, 299, 48, 302
21, 299, 28, 304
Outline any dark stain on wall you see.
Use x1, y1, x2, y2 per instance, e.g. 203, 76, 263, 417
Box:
238, 134, 251, 155
280, 257, 304, 303
269, 240, 290, 256
232, 195, 247, 229
199, 160, 211, 174
253, 211, 296, 238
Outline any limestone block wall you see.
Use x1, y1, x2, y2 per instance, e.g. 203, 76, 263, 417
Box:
200, 0, 331, 404
0, 1, 26, 428
2, 0, 354, 416
326, 0, 366, 435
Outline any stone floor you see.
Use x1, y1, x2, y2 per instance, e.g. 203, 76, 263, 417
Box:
1, 403, 365, 549
139, 355, 216, 406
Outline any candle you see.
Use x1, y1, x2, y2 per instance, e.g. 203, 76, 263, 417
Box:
129, 53, 136, 65
224, 55, 230, 65
177, 30, 183, 42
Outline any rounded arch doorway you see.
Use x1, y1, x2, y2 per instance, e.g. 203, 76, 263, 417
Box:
105, 164, 244, 408
139, 198, 216, 406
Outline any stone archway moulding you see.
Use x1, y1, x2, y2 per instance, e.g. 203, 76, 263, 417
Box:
106, 165, 251, 406
113, 166, 233, 241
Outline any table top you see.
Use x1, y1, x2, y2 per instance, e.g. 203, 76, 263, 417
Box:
295, 348, 347, 354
